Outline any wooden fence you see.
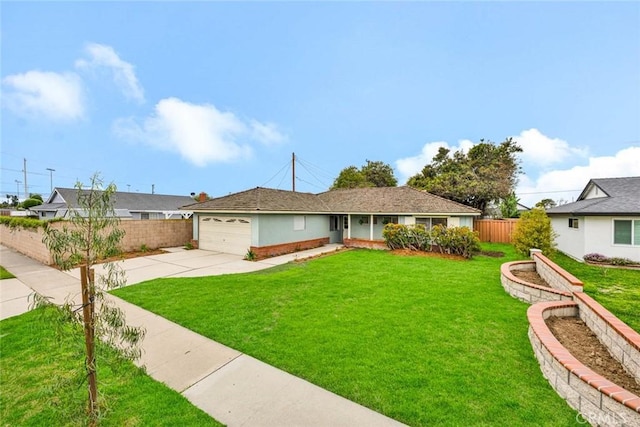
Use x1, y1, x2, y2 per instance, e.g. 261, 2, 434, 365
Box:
474, 219, 518, 243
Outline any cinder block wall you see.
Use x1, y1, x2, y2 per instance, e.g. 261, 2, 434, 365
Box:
0, 219, 193, 265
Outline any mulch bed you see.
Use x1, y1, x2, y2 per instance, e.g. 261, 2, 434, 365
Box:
511, 269, 551, 288
391, 249, 467, 261
546, 316, 640, 396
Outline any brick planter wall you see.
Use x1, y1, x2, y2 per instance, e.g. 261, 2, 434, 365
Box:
574, 292, 640, 382
251, 237, 329, 260
528, 301, 640, 425
533, 252, 584, 294
0, 219, 192, 265
343, 238, 388, 250
500, 260, 573, 304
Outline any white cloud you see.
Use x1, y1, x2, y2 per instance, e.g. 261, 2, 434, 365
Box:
517, 146, 640, 207
114, 97, 289, 166
250, 120, 287, 146
512, 128, 588, 167
395, 139, 474, 183
2, 70, 84, 121
76, 43, 144, 103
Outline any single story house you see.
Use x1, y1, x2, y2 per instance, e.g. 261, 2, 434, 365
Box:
183, 186, 481, 257
30, 187, 195, 220
546, 176, 640, 263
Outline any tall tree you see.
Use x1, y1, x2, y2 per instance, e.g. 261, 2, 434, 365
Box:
535, 198, 557, 210
331, 160, 397, 189
42, 173, 145, 426
407, 138, 522, 214
499, 192, 520, 218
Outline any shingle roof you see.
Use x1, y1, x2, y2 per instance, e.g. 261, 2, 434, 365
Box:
184, 187, 332, 212
318, 186, 481, 214
32, 188, 195, 212
188, 186, 481, 215
547, 176, 640, 216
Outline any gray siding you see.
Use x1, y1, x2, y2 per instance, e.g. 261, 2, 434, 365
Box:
255, 214, 329, 246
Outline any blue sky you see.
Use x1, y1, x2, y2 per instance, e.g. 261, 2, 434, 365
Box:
2, 2, 639, 207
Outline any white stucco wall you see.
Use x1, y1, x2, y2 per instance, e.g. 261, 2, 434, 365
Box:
552, 215, 640, 262
551, 216, 586, 261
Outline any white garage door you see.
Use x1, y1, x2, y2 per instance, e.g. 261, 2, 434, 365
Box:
199, 216, 251, 255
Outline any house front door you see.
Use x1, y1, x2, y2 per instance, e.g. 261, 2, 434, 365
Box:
329, 215, 343, 243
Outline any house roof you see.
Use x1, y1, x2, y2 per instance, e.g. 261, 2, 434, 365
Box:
317, 186, 481, 215
184, 187, 332, 213
30, 188, 195, 213
547, 176, 640, 216
187, 186, 481, 216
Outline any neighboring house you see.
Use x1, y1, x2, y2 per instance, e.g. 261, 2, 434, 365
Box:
30, 188, 195, 220
546, 177, 640, 263
183, 186, 481, 257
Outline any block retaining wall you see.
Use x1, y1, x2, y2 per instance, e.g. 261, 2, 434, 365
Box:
528, 301, 640, 425
251, 237, 329, 260
502, 251, 640, 425
533, 252, 584, 294
500, 260, 573, 304
0, 220, 193, 265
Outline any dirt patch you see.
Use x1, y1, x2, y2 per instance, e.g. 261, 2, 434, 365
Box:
546, 316, 640, 396
390, 249, 467, 261
511, 269, 551, 288
479, 250, 505, 258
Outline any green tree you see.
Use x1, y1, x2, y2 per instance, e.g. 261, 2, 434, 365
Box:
20, 198, 43, 209
407, 138, 522, 214
511, 207, 557, 256
499, 192, 520, 218
331, 160, 397, 189
29, 193, 44, 202
361, 160, 398, 187
42, 173, 145, 425
535, 198, 557, 210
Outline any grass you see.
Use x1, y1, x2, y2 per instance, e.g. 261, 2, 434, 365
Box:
113, 243, 580, 426
0, 265, 15, 279
550, 251, 640, 332
0, 306, 222, 426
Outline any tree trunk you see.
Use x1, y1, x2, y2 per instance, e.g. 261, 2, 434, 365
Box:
80, 265, 98, 425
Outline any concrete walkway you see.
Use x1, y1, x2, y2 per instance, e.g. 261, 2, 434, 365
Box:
0, 244, 405, 427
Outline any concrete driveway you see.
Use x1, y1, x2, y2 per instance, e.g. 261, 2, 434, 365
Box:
61, 244, 344, 286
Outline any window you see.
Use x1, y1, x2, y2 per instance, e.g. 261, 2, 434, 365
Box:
141, 212, 150, 220
294, 215, 306, 231
359, 216, 369, 225
329, 215, 339, 231
613, 219, 640, 246
416, 217, 448, 229
568, 218, 579, 229
382, 216, 398, 225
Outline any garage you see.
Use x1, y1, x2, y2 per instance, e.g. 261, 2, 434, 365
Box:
199, 216, 251, 255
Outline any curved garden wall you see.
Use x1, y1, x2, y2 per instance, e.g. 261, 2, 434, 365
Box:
501, 252, 640, 426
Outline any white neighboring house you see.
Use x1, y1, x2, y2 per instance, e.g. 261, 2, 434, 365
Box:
30, 188, 195, 220
546, 177, 640, 263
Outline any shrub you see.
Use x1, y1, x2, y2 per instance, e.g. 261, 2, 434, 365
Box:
383, 224, 480, 258
583, 253, 608, 263
245, 248, 256, 261
430, 225, 481, 259
512, 208, 557, 257
382, 224, 431, 251
0, 216, 47, 230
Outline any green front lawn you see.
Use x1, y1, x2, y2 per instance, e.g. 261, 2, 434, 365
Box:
0, 265, 15, 279
0, 306, 221, 426
550, 252, 640, 332
113, 244, 580, 426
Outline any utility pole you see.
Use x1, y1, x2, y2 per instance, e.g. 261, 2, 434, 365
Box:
15, 180, 21, 198
151, 184, 155, 194
292, 152, 296, 192
23, 158, 28, 199
46, 168, 56, 193
127, 184, 131, 192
